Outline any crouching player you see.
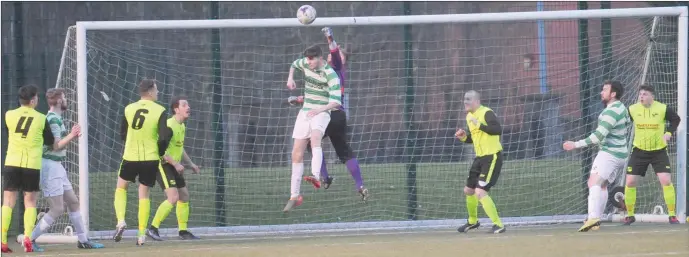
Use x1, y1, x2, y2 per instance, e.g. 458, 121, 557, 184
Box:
284, 45, 342, 212
147, 96, 201, 240
29, 89, 104, 251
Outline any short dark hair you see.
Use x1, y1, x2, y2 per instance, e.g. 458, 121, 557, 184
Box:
639, 84, 655, 94
170, 95, 188, 114
303, 45, 323, 58
18, 85, 39, 105
138, 79, 157, 95
604, 80, 624, 100
46, 88, 65, 106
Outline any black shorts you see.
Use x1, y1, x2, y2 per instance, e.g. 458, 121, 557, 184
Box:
2, 166, 40, 192
157, 163, 186, 190
466, 152, 503, 191
627, 147, 671, 177
118, 160, 161, 187
308, 110, 355, 163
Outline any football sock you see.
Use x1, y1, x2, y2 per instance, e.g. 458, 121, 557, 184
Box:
31, 213, 55, 241
466, 195, 479, 224
68, 212, 88, 243
1, 206, 12, 244
624, 186, 637, 216
311, 147, 323, 181
151, 200, 174, 229
138, 198, 151, 236
320, 153, 330, 180
346, 158, 364, 189
588, 185, 602, 219
114, 188, 127, 223
480, 196, 503, 227
599, 188, 608, 218
177, 201, 190, 231
663, 184, 676, 216
291, 163, 304, 198
23, 207, 37, 239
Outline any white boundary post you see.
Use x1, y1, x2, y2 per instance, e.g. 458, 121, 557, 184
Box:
674, 6, 687, 223
75, 23, 90, 233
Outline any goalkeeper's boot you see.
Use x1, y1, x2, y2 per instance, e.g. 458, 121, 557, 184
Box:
359, 187, 370, 202
283, 195, 303, 213
622, 216, 636, 226
136, 235, 146, 246
146, 226, 164, 241
22, 236, 34, 252
323, 176, 334, 190
578, 218, 601, 232
1, 243, 12, 253
179, 230, 201, 240
489, 225, 506, 234
457, 222, 480, 233
304, 176, 321, 189
78, 240, 105, 249
668, 216, 680, 224
113, 221, 126, 242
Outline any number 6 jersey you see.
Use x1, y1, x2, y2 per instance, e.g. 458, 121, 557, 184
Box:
120, 100, 170, 162
4, 106, 55, 169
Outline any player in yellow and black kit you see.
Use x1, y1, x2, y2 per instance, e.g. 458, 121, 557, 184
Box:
2, 85, 55, 253
454, 90, 505, 234
623, 85, 681, 225
147, 96, 201, 241
112, 79, 171, 246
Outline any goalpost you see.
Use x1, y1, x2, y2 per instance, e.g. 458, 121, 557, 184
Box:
32, 6, 686, 243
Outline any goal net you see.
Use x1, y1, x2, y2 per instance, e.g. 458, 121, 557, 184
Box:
38, 7, 686, 242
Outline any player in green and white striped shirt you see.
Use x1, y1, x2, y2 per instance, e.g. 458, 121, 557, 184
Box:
283, 45, 342, 212
30, 88, 104, 250
563, 80, 630, 232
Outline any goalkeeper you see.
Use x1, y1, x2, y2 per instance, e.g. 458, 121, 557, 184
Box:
563, 80, 630, 232
454, 90, 505, 234
290, 27, 368, 201
29, 89, 104, 251
623, 85, 680, 225
284, 45, 342, 212
147, 96, 201, 241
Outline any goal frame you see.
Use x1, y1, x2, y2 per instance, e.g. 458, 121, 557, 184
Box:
69, 6, 687, 239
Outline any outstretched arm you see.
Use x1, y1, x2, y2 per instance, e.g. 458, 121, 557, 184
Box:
323, 27, 344, 71
574, 110, 616, 148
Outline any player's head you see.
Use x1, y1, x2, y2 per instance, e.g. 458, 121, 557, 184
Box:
170, 95, 190, 120
18, 85, 39, 108
638, 84, 655, 106
46, 88, 67, 111
138, 79, 159, 100
601, 80, 624, 104
463, 90, 481, 112
304, 45, 324, 70
327, 45, 346, 66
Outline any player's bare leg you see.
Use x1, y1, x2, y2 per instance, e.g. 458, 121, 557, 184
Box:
304, 130, 324, 189
176, 187, 199, 239
284, 139, 308, 212
137, 184, 151, 246
1, 191, 18, 253
113, 178, 129, 242
580, 174, 606, 232
148, 188, 178, 241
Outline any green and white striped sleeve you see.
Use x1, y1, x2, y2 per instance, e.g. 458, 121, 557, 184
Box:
574, 109, 619, 148
326, 70, 341, 105
291, 58, 306, 71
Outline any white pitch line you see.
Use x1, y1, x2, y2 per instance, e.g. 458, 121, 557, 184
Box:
592, 252, 689, 257
26, 228, 687, 257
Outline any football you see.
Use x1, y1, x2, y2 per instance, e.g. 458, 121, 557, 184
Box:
297, 5, 317, 25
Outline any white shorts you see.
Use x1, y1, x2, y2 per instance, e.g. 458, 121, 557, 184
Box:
591, 151, 625, 183
292, 109, 330, 139
40, 159, 73, 197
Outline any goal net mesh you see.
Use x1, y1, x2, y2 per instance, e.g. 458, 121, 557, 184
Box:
45, 13, 680, 238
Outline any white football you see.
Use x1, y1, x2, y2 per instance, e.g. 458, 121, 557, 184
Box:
297, 5, 317, 25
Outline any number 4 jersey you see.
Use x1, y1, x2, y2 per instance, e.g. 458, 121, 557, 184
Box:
120, 99, 170, 162
4, 106, 55, 169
